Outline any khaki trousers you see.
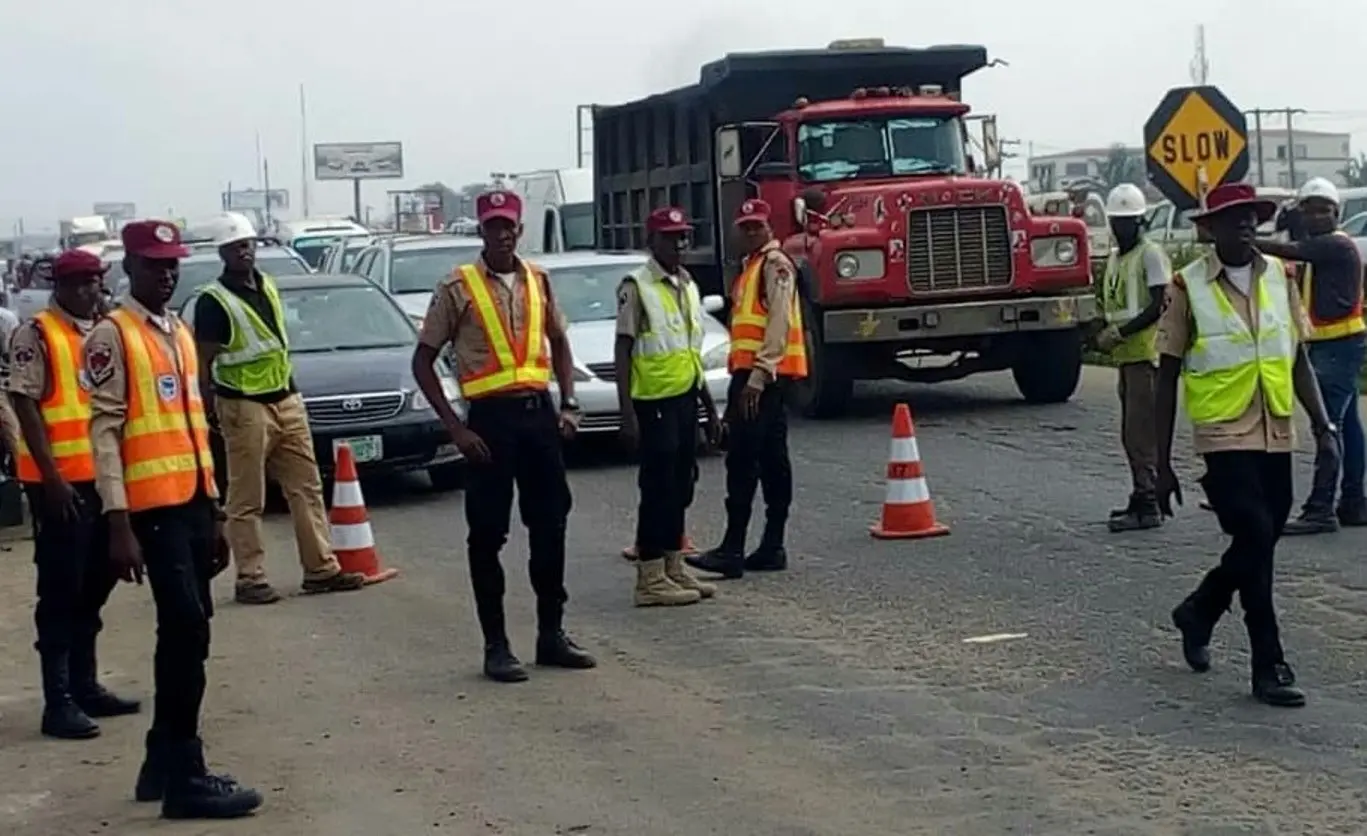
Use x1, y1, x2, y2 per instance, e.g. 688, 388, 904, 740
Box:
1117, 362, 1159, 496
218, 393, 340, 587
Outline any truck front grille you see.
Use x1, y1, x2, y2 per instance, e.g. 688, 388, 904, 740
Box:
906, 206, 1014, 294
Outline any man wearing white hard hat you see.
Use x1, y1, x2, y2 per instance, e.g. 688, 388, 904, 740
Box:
1094, 183, 1172, 532
1259, 177, 1367, 534
192, 213, 366, 603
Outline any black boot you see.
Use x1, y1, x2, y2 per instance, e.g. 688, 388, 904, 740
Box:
1283, 510, 1339, 535
1170, 600, 1213, 673
135, 730, 168, 802
483, 640, 529, 683
686, 545, 745, 579
161, 739, 263, 819
744, 516, 789, 572
1252, 662, 1306, 708
1108, 496, 1163, 533
1108, 494, 1138, 518
535, 631, 596, 669
70, 641, 140, 718
39, 652, 100, 740
1336, 498, 1367, 527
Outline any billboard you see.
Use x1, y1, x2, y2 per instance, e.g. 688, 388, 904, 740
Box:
92, 202, 136, 222
222, 189, 289, 211
313, 141, 404, 181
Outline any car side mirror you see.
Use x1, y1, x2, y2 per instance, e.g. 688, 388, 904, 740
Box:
702, 294, 724, 314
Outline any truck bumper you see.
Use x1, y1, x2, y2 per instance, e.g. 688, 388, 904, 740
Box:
822, 295, 1098, 344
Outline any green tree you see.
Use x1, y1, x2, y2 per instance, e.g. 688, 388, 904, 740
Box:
1099, 144, 1146, 189
1338, 153, 1367, 187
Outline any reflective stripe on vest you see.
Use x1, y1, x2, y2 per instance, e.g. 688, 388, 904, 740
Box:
1100, 241, 1167, 364
204, 274, 293, 395
15, 310, 95, 483
1182, 257, 1295, 426
455, 264, 552, 399
108, 309, 216, 511
629, 267, 704, 401
727, 250, 808, 378
1298, 232, 1365, 342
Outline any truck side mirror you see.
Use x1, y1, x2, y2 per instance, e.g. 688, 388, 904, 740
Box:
702, 294, 725, 314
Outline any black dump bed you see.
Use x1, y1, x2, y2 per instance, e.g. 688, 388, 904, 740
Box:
593, 44, 989, 263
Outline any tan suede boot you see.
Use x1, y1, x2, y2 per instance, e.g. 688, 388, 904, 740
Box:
665, 552, 716, 599
635, 559, 702, 607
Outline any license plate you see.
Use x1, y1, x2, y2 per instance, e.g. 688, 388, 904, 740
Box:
334, 435, 383, 464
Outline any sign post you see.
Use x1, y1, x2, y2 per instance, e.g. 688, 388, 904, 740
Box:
1144, 85, 1250, 213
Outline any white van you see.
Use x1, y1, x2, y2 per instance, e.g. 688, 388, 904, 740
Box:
510, 168, 594, 254
277, 217, 370, 269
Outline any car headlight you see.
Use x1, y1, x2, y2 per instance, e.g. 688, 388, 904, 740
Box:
1030, 236, 1080, 268
701, 341, 730, 371
833, 248, 885, 280
411, 376, 461, 411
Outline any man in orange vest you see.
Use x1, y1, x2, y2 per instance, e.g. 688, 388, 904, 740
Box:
412, 190, 597, 683
85, 221, 262, 819
688, 199, 808, 580
7, 249, 140, 740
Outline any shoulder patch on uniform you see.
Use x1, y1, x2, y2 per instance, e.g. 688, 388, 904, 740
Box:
84, 340, 115, 386
10, 323, 37, 367
617, 284, 633, 311
765, 251, 794, 280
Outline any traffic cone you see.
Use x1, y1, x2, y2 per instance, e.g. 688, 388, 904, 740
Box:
329, 444, 398, 584
621, 536, 698, 561
870, 403, 950, 540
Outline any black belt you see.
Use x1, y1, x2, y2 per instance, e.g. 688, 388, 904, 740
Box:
468, 390, 551, 410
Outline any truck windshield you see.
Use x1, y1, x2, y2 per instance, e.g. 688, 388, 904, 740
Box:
560, 203, 596, 250
68, 231, 108, 247
797, 116, 966, 182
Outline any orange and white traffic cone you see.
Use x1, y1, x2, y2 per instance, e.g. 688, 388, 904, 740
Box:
870, 403, 950, 540
329, 444, 398, 584
621, 535, 698, 561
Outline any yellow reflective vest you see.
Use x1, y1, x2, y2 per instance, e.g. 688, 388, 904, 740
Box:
203, 274, 292, 396
628, 266, 704, 401
1100, 241, 1168, 364
1182, 257, 1295, 426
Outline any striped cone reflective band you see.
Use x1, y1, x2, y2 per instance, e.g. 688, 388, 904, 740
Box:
870, 403, 950, 540
329, 443, 398, 584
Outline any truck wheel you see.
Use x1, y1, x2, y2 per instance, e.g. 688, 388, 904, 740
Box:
1011, 329, 1084, 404
790, 300, 853, 419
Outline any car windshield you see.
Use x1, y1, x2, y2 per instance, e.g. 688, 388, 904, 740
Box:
545, 261, 638, 323
1341, 196, 1367, 223
291, 236, 348, 268
280, 285, 416, 353
797, 115, 966, 182
390, 246, 482, 294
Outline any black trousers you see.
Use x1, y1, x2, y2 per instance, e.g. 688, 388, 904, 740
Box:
634, 390, 699, 561
1187, 451, 1292, 673
27, 481, 115, 699
131, 496, 216, 743
464, 392, 572, 642
721, 371, 792, 550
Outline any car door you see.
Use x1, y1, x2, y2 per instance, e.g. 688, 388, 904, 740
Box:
353, 247, 381, 286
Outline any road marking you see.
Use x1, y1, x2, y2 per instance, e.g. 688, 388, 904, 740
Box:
962, 632, 1028, 645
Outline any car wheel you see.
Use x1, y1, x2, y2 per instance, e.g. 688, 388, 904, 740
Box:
428, 463, 464, 492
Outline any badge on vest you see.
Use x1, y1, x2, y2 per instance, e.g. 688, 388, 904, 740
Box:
157, 374, 180, 402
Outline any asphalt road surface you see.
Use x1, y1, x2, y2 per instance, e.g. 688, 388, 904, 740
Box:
2, 366, 1366, 835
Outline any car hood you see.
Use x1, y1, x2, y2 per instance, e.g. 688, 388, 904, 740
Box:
565, 317, 729, 365
290, 345, 415, 397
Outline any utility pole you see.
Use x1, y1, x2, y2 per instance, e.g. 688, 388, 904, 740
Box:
1246, 107, 1307, 187
1189, 24, 1209, 85
1285, 107, 1305, 187
299, 84, 311, 217
997, 138, 1021, 180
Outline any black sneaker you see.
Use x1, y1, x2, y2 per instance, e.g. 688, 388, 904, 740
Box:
1252, 663, 1306, 708
1170, 601, 1212, 673
40, 702, 100, 740
1283, 514, 1339, 536
686, 547, 745, 579
744, 546, 787, 572
163, 774, 263, 820
74, 685, 141, 718
483, 643, 529, 683
535, 632, 597, 669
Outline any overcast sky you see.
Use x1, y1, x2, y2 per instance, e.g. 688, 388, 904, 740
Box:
3, 0, 1364, 234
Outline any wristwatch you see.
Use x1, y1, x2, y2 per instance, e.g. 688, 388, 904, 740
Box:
561, 396, 581, 412
1316, 422, 1339, 438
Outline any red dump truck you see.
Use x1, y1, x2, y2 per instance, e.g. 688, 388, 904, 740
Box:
591, 40, 1097, 417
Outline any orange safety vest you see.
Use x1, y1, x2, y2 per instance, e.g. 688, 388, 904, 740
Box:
15, 310, 96, 484
455, 264, 552, 399
107, 308, 216, 512
1296, 234, 1366, 341
728, 249, 808, 378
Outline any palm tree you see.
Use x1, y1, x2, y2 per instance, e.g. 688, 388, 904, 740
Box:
1338, 153, 1367, 187
1099, 144, 1146, 190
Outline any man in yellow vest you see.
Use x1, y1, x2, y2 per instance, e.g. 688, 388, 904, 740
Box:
613, 206, 722, 607
412, 190, 596, 683
688, 199, 808, 580
193, 212, 365, 603
86, 220, 262, 817
8, 249, 139, 740
1154, 184, 1337, 708
1257, 177, 1366, 534
1092, 184, 1172, 532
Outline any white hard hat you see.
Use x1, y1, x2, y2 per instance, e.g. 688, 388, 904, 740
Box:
1104, 183, 1147, 218
1297, 177, 1340, 206
212, 212, 258, 247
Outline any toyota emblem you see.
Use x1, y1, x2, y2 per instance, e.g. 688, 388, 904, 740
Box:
341, 398, 364, 412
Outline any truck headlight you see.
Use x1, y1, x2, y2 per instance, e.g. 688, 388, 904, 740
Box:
702, 342, 730, 371
834, 249, 885, 280
1030, 236, 1079, 268
411, 376, 461, 411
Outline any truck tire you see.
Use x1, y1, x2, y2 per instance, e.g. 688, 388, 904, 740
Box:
1011, 329, 1084, 404
790, 297, 853, 419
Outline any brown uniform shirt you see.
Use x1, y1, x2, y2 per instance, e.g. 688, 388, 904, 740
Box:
418, 256, 569, 393
5, 297, 97, 402
87, 294, 219, 513
746, 240, 798, 390
1154, 252, 1311, 455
